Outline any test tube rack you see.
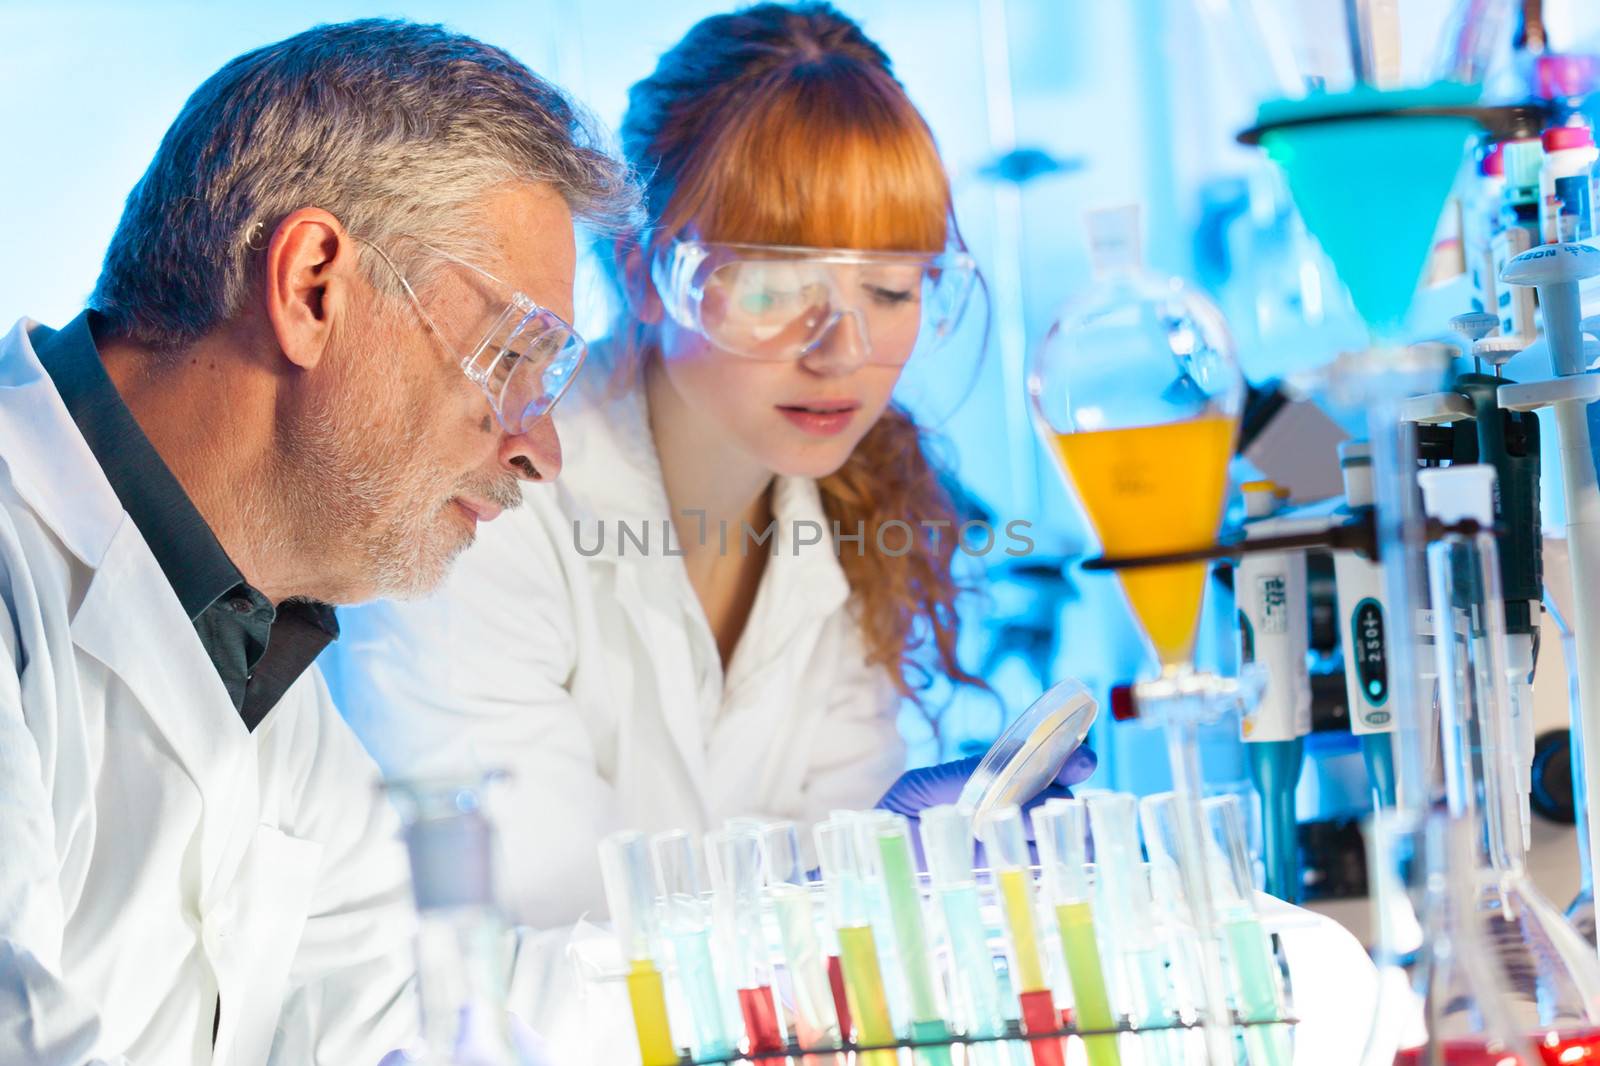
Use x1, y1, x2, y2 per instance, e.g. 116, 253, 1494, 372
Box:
591, 868, 1298, 1066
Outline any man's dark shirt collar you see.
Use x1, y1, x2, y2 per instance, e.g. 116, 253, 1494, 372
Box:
30, 311, 337, 730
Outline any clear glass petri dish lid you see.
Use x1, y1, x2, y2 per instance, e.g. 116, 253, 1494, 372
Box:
956, 677, 1099, 828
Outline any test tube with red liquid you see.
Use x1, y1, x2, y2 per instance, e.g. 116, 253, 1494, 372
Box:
707, 826, 786, 1055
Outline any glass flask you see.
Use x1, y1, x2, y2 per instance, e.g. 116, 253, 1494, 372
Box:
387, 775, 537, 1066
1028, 203, 1243, 677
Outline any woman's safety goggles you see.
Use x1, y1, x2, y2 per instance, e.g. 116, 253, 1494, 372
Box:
360, 238, 587, 433
651, 239, 978, 366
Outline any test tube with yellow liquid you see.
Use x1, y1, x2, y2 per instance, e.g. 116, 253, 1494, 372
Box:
598, 830, 680, 1066
1029, 204, 1247, 1065
815, 817, 898, 1066
1034, 799, 1121, 1066
980, 806, 1065, 1066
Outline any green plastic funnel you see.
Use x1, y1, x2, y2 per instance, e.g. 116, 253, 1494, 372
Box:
1260, 85, 1481, 338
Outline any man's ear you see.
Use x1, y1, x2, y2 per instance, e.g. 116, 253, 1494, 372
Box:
618, 238, 662, 325
263, 208, 356, 371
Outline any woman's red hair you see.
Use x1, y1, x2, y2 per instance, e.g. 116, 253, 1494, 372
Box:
616, 2, 985, 703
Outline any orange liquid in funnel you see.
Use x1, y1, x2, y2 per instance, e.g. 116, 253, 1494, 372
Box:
1052, 415, 1235, 667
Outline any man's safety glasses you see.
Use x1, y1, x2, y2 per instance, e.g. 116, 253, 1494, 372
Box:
360, 238, 587, 433
651, 238, 978, 366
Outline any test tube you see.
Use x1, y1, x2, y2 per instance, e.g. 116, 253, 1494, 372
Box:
761, 821, 842, 1051
1136, 794, 1214, 1019
1033, 799, 1122, 1066
706, 827, 785, 1055
920, 805, 1021, 1066
852, 811, 912, 1031
979, 806, 1065, 1066
815, 817, 898, 1065
651, 830, 736, 1061
1084, 792, 1180, 1066
866, 814, 953, 1065
1203, 795, 1292, 1066
598, 830, 680, 1066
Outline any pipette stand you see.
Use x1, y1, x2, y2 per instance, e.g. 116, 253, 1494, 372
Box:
1498, 244, 1600, 935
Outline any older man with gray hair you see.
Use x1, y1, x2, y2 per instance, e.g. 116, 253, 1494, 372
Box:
0, 18, 634, 1065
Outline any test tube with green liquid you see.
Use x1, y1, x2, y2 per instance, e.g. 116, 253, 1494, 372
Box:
761, 821, 842, 1052
920, 805, 1028, 1066
815, 817, 898, 1066
851, 811, 912, 1031
1203, 794, 1293, 1066
651, 830, 736, 1061
1034, 799, 1122, 1066
979, 806, 1065, 1066
1084, 792, 1181, 1066
866, 813, 953, 1066
598, 830, 680, 1066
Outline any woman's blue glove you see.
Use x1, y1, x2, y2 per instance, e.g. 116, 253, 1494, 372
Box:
875, 745, 1099, 824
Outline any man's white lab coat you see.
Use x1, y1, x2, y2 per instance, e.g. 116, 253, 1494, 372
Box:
0, 318, 418, 1065
329, 369, 908, 933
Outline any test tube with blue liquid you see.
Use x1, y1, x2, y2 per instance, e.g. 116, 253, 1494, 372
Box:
919, 804, 1026, 1066
815, 817, 898, 1065
598, 830, 680, 1066
760, 821, 843, 1053
1033, 799, 1122, 1066
1134, 794, 1211, 1042
651, 830, 736, 1062
1084, 791, 1181, 1066
980, 805, 1065, 1066
1202, 794, 1293, 1066
706, 827, 785, 1056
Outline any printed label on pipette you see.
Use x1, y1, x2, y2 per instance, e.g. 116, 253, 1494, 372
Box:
1350, 598, 1392, 728
1258, 575, 1289, 634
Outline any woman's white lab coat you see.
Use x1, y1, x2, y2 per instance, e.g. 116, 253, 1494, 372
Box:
0, 319, 418, 1065
331, 369, 907, 932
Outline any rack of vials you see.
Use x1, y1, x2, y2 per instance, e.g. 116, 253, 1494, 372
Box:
592, 793, 1295, 1066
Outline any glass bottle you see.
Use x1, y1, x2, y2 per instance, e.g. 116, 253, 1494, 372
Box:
387, 775, 534, 1066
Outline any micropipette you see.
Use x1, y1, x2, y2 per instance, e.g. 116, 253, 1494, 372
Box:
707, 827, 785, 1056
760, 821, 842, 1053
1033, 799, 1122, 1066
815, 817, 897, 1066
1234, 480, 1312, 903
1084, 791, 1180, 1066
651, 830, 737, 1061
598, 830, 680, 1066
1201, 795, 1293, 1066
867, 814, 954, 1065
1332, 441, 1399, 807
980, 806, 1065, 1066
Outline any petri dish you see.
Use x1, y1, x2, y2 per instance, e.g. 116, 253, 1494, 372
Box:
956, 677, 1099, 829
